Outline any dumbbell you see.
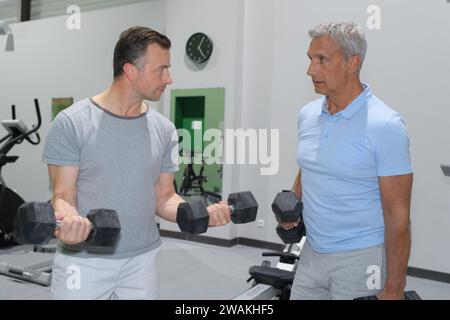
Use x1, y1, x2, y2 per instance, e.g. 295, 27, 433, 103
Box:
176, 191, 258, 234
13, 202, 121, 247
354, 290, 421, 300
271, 191, 305, 244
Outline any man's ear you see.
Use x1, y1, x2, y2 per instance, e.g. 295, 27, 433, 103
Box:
123, 63, 137, 81
347, 55, 361, 74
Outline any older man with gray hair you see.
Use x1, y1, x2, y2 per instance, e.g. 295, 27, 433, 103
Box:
285, 22, 413, 299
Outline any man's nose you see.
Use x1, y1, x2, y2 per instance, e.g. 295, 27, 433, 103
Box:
306, 62, 316, 77
164, 70, 173, 85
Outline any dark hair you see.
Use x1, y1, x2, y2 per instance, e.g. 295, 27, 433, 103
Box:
113, 26, 171, 78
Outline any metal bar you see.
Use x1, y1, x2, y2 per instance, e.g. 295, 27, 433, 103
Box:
20, 0, 31, 22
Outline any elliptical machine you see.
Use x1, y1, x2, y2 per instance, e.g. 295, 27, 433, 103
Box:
0, 99, 41, 246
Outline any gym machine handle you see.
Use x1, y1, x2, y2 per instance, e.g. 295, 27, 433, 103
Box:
0, 98, 42, 152
23, 98, 42, 145
262, 251, 300, 260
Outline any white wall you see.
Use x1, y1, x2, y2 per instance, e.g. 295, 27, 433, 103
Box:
0, 1, 167, 202
236, 0, 279, 243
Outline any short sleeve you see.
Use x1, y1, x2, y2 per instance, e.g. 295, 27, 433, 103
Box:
376, 115, 413, 176
160, 124, 179, 173
41, 112, 80, 166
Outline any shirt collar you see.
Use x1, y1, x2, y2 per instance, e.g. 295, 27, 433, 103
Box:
319, 83, 372, 119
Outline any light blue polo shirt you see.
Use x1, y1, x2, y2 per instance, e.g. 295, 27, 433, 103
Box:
297, 83, 412, 253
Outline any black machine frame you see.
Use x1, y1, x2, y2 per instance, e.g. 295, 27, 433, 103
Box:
0, 99, 42, 245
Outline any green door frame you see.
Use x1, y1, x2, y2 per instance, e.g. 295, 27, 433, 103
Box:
170, 87, 225, 196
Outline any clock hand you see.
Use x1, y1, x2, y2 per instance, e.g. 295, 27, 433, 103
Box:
197, 36, 205, 51
198, 46, 206, 58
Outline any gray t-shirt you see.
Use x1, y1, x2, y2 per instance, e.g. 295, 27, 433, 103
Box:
42, 98, 178, 259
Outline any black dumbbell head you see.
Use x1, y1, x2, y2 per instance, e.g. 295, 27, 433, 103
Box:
85, 209, 121, 247
276, 224, 305, 244
228, 191, 258, 224
404, 291, 421, 300
13, 202, 56, 245
176, 200, 209, 234
354, 290, 421, 300
354, 295, 378, 300
271, 191, 303, 222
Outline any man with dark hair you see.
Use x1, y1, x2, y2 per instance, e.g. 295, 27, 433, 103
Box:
112, 26, 172, 78
43, 26, 230, 299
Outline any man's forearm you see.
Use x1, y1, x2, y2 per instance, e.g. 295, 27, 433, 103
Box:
292, 170, 302, 200
156, 192, 185, 223
384, 211, 411, 292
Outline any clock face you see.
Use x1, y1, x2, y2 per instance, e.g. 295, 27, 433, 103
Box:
186, 32, 213, 63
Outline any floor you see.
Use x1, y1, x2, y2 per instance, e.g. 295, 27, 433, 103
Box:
0, 237, 449, 300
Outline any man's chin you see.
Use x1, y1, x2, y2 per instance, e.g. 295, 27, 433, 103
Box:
144, 93, 162, 102
313, 84, 329, 94
313, 87, 325, 95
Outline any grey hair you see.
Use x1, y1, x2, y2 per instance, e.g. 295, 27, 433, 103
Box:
309, 22, 367, 69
